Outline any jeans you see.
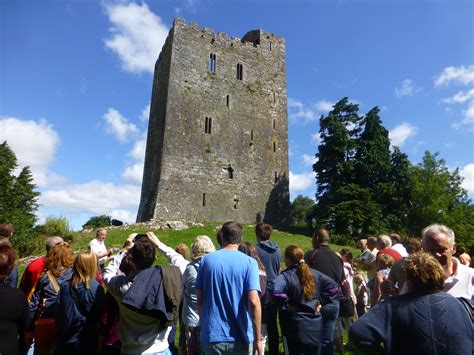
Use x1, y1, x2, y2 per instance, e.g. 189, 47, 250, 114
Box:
265, 302, 279, 355
320, 301, 339, 355
200, 342, 253, 355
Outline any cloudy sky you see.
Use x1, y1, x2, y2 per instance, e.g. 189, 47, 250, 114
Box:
1, 0, 473, 229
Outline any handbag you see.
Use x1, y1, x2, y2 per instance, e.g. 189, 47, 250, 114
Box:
338, 294, 355, 318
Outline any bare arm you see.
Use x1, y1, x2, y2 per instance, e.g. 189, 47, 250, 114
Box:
373, 272, 383, 305
248, 290, 263, 355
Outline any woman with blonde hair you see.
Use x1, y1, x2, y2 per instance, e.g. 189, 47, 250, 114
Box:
29, 242, 74, 354
182, 235, 216, 354
56, 251, 105, 355
270, 245, 340, 355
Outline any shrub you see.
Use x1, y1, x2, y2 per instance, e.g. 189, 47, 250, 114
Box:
42, 216, 71, 236
82, 215, 111, 230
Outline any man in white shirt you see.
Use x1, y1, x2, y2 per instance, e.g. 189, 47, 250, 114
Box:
422, 224, 474, 300
89, 228, 112, 268
389, 233, 408, 257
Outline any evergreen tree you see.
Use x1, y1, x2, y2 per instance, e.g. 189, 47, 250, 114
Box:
353, 107, 391, 234
0, 141, 40, 256
313, 97, 362, 234
290, 195, 315, 226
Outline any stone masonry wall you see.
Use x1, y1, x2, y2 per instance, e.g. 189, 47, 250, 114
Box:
137, 18, 290, 225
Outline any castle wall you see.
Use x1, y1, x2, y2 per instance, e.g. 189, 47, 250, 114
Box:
137, 18, 290, 225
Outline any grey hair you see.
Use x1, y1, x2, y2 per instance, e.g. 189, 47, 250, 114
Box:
377, 235, 392, 249
191, 235, 216, 258
421, 224, 455, 248
45, 236, 64, 252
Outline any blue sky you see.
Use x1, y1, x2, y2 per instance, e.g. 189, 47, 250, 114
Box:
1, 0, 473, 229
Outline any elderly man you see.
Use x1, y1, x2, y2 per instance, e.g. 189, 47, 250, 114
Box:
19, 236, 63, 300
89, 228, 112, 269
196, 222, 262, 354
422, 224, 474, 300
376, 235, 402, 263
389, 233, 408, 257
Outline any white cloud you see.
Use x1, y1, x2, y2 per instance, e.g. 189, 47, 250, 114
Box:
301, 154, 317, 167
103, 108, 140, 143
122, 132, 147, 185
288, 98, 317, 123
311, 132, 322, 145
315, 100, 334, 112
104, 2, 169, 74
122, 162, 144, 185
289, 171, 314, 193
452, 100, 474, 130
0, 117, 64, 187
460, 164, 474, 194
40, 181, 140, 215
395, 79, 420, 98
434, 65, 474, 87
389, 122, 417, 147
140, 103, 150, 121
109, 209, 137, 224
442, 88, 474, 104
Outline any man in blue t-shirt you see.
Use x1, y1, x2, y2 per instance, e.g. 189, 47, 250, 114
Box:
196, 222, 262, 354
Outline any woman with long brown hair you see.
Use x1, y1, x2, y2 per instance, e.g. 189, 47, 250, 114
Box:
269, 245, 340, 355
28, 242, 74, 354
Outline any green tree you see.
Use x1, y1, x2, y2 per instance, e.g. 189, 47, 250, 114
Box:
0, 141, 40, 256
408, 151, 469, 235
353, 107, 391, 234
290, 195, 315, 226
314, 97, 362, 234
82, 215, 111, 230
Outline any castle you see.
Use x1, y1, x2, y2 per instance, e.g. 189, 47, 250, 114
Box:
137, 18, 290, 225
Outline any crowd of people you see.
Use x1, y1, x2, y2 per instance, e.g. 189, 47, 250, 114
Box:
0, 221, 473, 355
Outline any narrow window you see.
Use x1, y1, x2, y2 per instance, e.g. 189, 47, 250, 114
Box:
226, 95, 230, 108
202, 193, 206, 207
227, 166, 234, 179
251, 130, 254, 141
204, 117, 212, 134
274, 171, 278, 183
269, 42, 272, 50
273, 141, 276, 152
273, 119, 276, 130
273, 93, 276, 103
233, 195, 239, 209
209, 53, 216, 73
236, 63, 243, 80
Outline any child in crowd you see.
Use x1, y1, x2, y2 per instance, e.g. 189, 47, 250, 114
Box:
353, 272, 369, 317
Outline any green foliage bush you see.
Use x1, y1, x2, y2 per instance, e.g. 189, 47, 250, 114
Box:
82, 215, 111, 230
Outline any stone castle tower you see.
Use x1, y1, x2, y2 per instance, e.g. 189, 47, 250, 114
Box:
137, 18, 290, 225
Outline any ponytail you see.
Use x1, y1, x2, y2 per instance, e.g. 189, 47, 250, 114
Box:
285, 245, 316, 301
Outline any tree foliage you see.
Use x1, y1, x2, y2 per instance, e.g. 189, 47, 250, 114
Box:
290, 195, 315, 226
0, 141, 40, 256
82, 215, 111, 230
313, 100, 473, 251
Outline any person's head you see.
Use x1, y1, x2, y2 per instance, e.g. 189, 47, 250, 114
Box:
255, 223, 272, 242
403, 252, 446, 294
340, 248, 353, 265
45, 236, 64, 253
0, 223, 14, 244
45, 242, 74, 277
0, 244, 16, 281
377, 253, 394, 270
357, 239, 367, 251
191, 235, 215, 259
120, 239, 155, 276
238, 242, 265, 271
284, 245, 316, 301
221, 222, 243, 246
353, 272, 365, 286
422, 224, 455, 270
175, 243, 190, 260
376, 235, 392, 250
367, 236, 377, 250
96, 228, 107, 242
389, 233, 401, 246
72, 251, 98, 289
405, 237, 422, 255
312, 229, 330, 249
458, 247, 466, 255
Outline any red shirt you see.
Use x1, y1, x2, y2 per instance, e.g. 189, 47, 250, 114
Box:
19, 256, 45, 300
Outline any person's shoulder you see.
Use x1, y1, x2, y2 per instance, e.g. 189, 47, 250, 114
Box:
89, 238, 98, 246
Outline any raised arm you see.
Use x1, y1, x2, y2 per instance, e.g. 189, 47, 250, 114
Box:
147, 232, 189, 274
249, 289, 263, 355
